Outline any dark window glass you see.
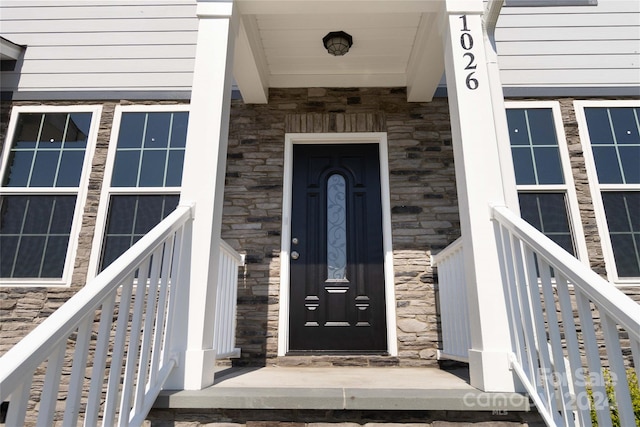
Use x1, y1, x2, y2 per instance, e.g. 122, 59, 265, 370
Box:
0, 236, 19, 276
506, 109, 529, 146
3, 151, 33, 187
41, 236, 69, 277
140, 150, 166, 187
57, 151, 85, 187
134, 196, 165, 234
3, 112, 90, 188
22, 196, 54, 234
535, 147, 563, 185
13, 114, 41, 149
610, 108, 640, 145
527, 109, 557, 146
585, 108, 614, 145
507, 108, 563, 185
0, 195, 76, 278
511, 147, 536, 185
145, 112, 171, 148
170, 112, 189, 148
592, 146, 624, 184
601, 192, 640, 277
166, 151, 185, 187
66, 113, 91, 146
14, 236, 47, 277
100, 194, 179, 271
111, 111, 187, 188
586, 107, 640, 184
619, 146, 640, 184
0, 196, 27, 234
30, 151, 59, 187
1, 111, 93, 280
519, 193, 575, 256
118, 112, 146, 148
111, 150, 140, 187
39, 113, 67, 146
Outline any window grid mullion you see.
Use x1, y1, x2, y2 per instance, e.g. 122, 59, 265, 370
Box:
25, 114, 46, 188
130, 197, 140, 249
622, 196, 640, 273
606, 108, 626, 185
534, 195, 546, 234
37, 198, 58, 276
136, 114, 149, 188
163, 114, 173, 187
52, 114, 70, 187
524, 110, 541, 185
10, 198, 31, 277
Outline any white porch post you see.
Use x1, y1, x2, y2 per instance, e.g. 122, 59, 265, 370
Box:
167, 0, 237, 390
443, 0, 518, 392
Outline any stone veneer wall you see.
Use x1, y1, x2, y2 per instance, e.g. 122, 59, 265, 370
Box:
223, 88, 459, 367
0, 93, 638, 369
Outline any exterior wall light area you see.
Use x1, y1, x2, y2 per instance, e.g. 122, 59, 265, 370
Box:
322, 31, 353, 56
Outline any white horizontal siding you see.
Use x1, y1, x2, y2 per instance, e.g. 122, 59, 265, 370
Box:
1, 0, 197, 97
0, 0, 638, 98
496, 0, 640, 89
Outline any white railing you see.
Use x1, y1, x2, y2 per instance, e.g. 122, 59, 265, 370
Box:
492, 205, 640, 427
0, 205, 193, 426
0, 202, 245, 425
214, 240, 245, 358
432, 237, 471, 362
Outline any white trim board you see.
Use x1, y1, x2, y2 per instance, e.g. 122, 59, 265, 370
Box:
0, 105, 102, 287
505, 101, 590, 265
86, 104, 190, 280
277, 132, 398, 357
574, 99, 640, 286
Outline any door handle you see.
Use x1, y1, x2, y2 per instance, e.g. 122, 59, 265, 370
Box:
291, 251, 300, 260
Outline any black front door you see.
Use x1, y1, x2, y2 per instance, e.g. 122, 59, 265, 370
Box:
289, 143, 387, 353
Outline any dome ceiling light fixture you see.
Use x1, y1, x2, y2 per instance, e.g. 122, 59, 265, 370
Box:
322, 31, 353, 56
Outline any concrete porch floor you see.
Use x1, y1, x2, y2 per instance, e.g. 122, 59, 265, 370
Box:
154, 366, 531, 412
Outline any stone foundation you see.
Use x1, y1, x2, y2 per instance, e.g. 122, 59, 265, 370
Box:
145, 409, 545, 427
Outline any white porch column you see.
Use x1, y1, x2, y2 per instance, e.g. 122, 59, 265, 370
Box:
167, 0, 237, 390
443, 0, 518, 392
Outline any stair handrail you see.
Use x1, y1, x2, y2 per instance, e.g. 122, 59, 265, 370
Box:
0, 204, 193, 426
492, 204, 640, 427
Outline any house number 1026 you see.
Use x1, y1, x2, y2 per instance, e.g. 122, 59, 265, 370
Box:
459, 15, 479, 90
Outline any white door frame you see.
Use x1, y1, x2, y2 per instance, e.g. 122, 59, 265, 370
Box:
277, 132, 398, 356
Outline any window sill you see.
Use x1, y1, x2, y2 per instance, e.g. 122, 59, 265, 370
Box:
0, 279, 70, 288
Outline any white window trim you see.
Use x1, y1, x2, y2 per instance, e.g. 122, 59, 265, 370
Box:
87, 104, 189, 280
505, 101, 590, 264
575, 99, 640, 286
277, 132, 398, 357
0, 105, 102, 287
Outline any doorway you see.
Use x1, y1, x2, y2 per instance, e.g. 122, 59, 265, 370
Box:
278, 133, 397, 355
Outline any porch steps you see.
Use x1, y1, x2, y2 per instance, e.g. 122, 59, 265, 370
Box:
154, 366, 531, 412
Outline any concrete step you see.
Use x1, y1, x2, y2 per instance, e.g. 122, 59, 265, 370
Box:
154, 366, 531, 413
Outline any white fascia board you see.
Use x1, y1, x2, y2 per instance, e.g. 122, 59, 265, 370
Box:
1, 36, 24, 60
237, 0, 443, 15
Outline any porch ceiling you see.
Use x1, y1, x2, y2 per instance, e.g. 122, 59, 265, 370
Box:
233, 0, 446, 103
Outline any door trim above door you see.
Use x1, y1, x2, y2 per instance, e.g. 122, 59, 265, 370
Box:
277, 133, 397, 356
